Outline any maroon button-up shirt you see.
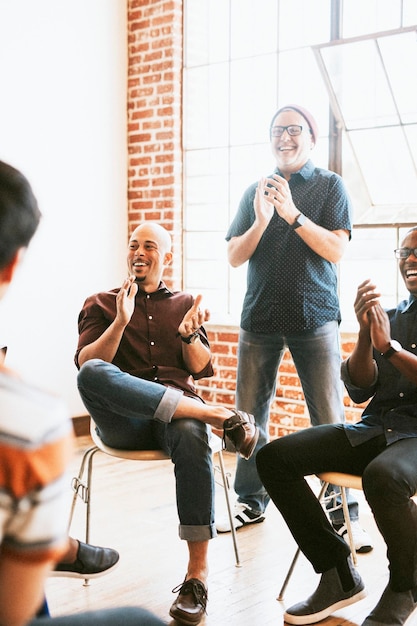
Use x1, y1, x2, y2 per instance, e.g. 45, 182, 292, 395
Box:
75, 281, 214, 400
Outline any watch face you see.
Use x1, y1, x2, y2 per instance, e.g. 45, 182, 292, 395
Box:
391, 340, 402, 352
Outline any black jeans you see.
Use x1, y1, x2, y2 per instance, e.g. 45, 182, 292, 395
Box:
256, 424, 417, 591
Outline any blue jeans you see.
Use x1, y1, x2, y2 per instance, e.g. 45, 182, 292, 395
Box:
77, 359, 216, 542
257, 426, 417, 591
33, 607, 166, 625
235, 322, 358, 522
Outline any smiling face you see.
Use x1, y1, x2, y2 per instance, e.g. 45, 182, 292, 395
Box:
399, 227, 417, 297
127, 223, 172, 292
270, 109, 315, 178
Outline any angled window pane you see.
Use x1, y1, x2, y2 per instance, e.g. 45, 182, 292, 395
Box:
379, 31, 417, 123
319, 40, 399, 128
349, 127, 417, 206
405, 124, 417, 167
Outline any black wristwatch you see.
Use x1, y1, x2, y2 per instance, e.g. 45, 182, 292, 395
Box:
381, 340, 402, 359
180, 330, 200, 344
291, 213, 307, 229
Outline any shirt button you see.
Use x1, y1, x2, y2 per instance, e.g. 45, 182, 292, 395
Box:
399, 392, 404, 397
412, 343, 416, 349
147, 294, 150, 299
387, 428, 393, 432
150, 341, 155, 346
149, 315, 153, 319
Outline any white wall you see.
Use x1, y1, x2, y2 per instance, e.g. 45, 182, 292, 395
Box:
0, 0, 128, 415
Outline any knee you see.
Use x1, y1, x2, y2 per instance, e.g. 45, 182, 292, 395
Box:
256, 441, 277, 477
77, 359, 104, 389
172, 418, 209, 445
363, 463, 406, 506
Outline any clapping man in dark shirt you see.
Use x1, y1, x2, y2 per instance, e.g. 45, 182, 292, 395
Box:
221, 104, 371, 553
75, 221, 258, 626
257, 226, 417, 625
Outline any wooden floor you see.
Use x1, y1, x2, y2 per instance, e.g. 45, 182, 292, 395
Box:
45, 435, 417, 626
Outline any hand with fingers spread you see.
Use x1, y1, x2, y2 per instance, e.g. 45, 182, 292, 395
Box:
115, 276, 138, 328
178, 294, 210, 338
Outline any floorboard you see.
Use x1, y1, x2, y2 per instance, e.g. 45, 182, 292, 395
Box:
45, 435, 417, 625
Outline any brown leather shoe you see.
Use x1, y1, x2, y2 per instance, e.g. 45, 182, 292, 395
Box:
169, 578, 208, 625
223, 410, 259, 460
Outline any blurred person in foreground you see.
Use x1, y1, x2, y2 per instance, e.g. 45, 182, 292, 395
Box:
0, 158, 165, 626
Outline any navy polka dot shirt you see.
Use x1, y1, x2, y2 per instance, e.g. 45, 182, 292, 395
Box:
226, 160, 352, 334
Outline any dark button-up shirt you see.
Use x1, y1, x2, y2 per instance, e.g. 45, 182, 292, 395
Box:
225, 160, 352, 334
75, 281, 214, 400
342, 296, 417, 446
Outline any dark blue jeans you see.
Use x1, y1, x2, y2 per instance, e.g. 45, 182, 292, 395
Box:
256, 424, 417, 592
77, 359, 216, 542
235, 323, 358, 523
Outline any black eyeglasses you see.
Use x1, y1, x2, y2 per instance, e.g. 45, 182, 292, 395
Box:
271, 124, 304, 138
394, 247, 417, 259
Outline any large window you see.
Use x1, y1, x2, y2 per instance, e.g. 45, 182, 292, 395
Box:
183, 0, 416, 330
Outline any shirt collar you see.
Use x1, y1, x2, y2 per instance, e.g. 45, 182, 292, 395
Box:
402, 294, 417, 313
136, 280, 173, 297
275, 159, 315, 181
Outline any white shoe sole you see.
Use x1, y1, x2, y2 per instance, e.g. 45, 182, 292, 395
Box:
284, 588, 367, 625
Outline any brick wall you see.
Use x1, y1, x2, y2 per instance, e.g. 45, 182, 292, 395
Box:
126, 0, 365, 439
127, 0, 183, 289
196, 327, 365, 438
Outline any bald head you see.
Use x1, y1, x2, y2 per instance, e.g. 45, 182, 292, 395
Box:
130, 222, 172, 254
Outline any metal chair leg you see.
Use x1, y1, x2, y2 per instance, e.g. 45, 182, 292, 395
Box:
277, 480, 328, 601
69, 445, 100, 586
340, 485, 357, 565
216, 449, 241, 567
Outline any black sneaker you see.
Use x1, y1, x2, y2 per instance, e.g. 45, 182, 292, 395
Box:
52, 541, 119, 579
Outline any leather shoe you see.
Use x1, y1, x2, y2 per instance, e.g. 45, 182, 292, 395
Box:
52, 541, 119, 579
169, 577, 208, 625
361, 583, 417, 625
223, 410, 259, 460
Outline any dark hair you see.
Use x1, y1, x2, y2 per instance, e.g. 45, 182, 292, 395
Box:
0, 160, 41, 269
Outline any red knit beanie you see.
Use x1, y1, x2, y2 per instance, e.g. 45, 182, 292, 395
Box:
270, 104, 319, 144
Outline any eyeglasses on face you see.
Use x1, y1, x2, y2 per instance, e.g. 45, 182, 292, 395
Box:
270, 124, 304, 138
394, 247, 417, 259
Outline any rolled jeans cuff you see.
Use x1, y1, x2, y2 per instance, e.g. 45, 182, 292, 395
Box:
179, 523, 217, 542
154, 386, 183, 423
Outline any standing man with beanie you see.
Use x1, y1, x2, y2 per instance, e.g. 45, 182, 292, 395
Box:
219, 104, 372, 553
